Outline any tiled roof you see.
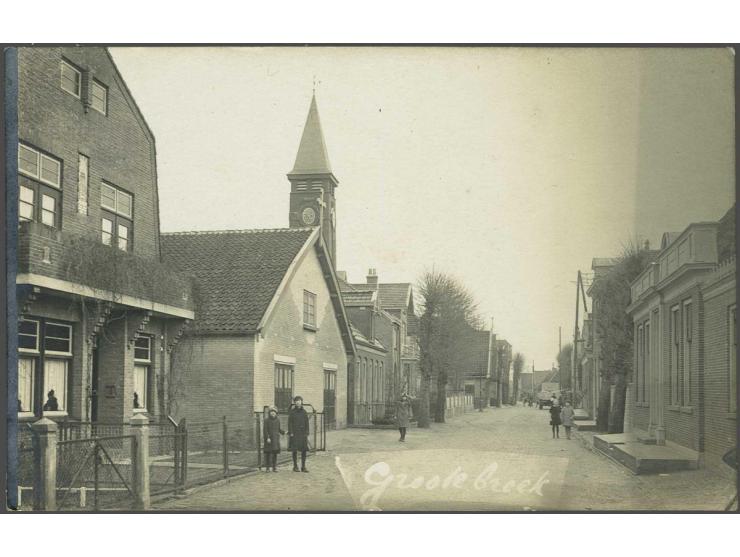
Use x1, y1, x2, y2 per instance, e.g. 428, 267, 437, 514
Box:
160, 228, 314, 333
350, 324, 386, 351
349, 282, 413, 311
342, 290, 376, 306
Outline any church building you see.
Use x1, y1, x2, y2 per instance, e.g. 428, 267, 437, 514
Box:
162, 95, 355, 436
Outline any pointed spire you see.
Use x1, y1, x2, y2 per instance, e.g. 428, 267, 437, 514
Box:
289, 94, 332, 175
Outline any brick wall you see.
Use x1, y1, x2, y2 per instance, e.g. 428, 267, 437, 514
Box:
255, 246, 349, 428
702, 263, 736, 468
18, 47, 160, 260
170, 335, 255, 438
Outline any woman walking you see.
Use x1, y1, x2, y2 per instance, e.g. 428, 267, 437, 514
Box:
396, 394, 412, 442
263, 406, 285, 472
549, 399, 562, 438
560, 401, 575, 440
288, 396, 310, 472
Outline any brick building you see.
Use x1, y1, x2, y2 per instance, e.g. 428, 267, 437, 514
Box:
339, 269, 420, 424
459, 328, 495, 408
626, 205, 736, 471
161, 95, 355, 434
13, 47, 194, 426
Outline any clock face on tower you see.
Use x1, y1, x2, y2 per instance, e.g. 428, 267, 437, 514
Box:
301, 206, 318, 226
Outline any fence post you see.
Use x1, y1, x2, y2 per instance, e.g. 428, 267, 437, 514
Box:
32, 417, 57, 511
222, 416, 229, 476
130, 413, 150, 510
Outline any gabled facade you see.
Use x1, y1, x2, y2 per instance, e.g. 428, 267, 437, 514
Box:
625, 206, 736, 470
14, 47, 194, 425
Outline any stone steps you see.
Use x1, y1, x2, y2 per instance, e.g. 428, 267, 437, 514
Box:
593, 433, 700, 474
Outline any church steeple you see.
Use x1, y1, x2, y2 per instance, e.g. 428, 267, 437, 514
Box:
290, 94, 332, 175
287, 94, 339, 267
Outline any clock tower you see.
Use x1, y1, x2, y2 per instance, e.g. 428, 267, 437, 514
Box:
287, 94, 339, 266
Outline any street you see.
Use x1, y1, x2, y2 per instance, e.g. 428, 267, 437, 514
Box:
153, 405, 735, 511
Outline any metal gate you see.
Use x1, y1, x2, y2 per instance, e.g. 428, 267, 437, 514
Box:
324, 370, 336, 428
56, 434, 137, 510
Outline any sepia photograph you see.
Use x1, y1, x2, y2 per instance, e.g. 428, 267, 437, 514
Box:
2, 44, 737, 514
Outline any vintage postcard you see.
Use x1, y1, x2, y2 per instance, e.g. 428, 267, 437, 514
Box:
3, 46, 737, 512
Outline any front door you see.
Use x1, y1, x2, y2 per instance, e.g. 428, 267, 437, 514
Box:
323, 369, 336, 428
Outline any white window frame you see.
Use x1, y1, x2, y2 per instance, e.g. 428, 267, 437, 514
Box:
91, 80, 108, 115
133, 365, 149, 413
60, 59, 81, 98
18, 357, 36, 416
18, 319, 40, 354
43, 322, 73, 357
42, 358, 68, 416
101, 182, 133, 218
303, 290, 317, 328
18, 143, 62, 189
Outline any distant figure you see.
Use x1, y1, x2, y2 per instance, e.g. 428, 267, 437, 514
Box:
43, 390, 58, 412
396, 394, 412, 442
560, 401, 575, 440
288, 396, 310, 472
133, 392, 140, 409
549, 402, 562, 438
263, 405, 285, 472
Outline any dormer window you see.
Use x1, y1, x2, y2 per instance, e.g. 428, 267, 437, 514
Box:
60, 59, 81, 98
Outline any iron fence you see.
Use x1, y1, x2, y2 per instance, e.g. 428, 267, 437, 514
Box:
56, 434, 136, 511
16, 424, 35, 510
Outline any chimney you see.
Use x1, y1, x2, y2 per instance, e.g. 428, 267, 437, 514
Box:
366, 268, 378, 288
337, 270, 347, 282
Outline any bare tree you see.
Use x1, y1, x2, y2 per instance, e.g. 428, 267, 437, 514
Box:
417, 270, 481, 425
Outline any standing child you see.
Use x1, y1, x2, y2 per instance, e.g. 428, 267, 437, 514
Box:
288, 396, 310, 472
560, 401, 575, 440
263, 406, 285, 472
396, 394, 412, 442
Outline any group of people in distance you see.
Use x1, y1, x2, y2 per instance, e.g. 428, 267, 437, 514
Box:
548, 395, 575, 439
262, 393, 414, 472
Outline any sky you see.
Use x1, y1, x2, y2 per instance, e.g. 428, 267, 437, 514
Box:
110, 47, 735, 369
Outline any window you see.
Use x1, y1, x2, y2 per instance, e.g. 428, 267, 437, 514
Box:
100, 182, 133, 251
133, 336, 151, 411
19, 185, 34, 221
77, 154, 89, 215
133, 366, 148, 411
18, 358, 35, 414
60, 60, 81, 97
683, 302, 692, 405
17, 318, 72, 416
730, 306, 737, 413
134, 335, 151, 362
19, 144, 62, 189
274, 364, 294, 412
18, 319, 39, 352
303, 290, 317, 328
18, 143, 62, 228
91, 80, 108, 115
670, 306, 681, 405
44, 322, 72, 355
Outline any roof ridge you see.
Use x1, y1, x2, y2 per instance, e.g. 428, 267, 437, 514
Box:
162, 227, 313, 236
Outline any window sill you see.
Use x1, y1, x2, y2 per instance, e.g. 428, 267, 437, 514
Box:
42, 411, 68, 418
17, 412, 36, 422
303, 324, 319, 332
133, 408, 148, 414
680, 406, 694, 415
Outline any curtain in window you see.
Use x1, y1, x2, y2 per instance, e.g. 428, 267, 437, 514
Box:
134, 365, 148, 410
43, 359, 67, 411
18, 358, 34, 413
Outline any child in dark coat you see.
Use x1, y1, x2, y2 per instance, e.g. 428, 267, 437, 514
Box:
263, 406, 285, 472
549, 400, 562, 438
288, 396, 310, 472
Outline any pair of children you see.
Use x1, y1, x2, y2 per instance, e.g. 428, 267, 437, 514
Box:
549, 400, 575, 439
263, 395, 311, 472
